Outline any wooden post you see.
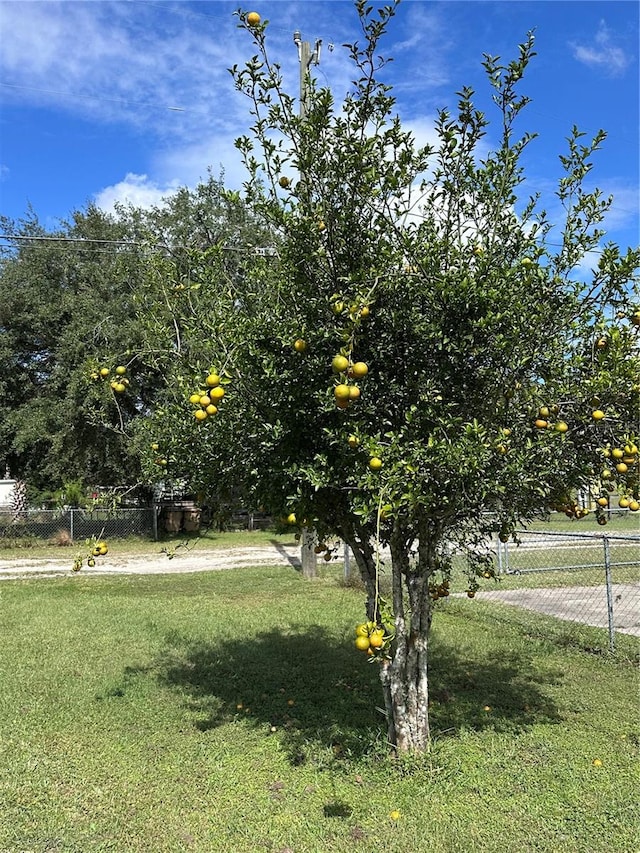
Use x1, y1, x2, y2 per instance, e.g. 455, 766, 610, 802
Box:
301, 526, 318, 578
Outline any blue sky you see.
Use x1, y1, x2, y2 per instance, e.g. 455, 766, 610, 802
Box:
0, 0, 638, 256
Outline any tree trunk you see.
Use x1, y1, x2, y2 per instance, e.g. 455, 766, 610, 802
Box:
11, 479, 28, 523
379, 517, 436, 754
341, 518, 379, 619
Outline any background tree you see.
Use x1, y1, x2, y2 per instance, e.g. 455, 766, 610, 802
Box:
0, 174, 269, 501
0, 206, 148, 497
98, 3, 639, 753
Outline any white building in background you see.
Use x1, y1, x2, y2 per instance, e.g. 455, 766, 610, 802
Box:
0, 479, 16, 511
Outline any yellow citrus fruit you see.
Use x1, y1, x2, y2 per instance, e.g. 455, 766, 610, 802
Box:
194, 409, 207, 421
355, 624, 369, 637
189, 393, 201, 405
348, 386, 361, 400
596, 496, 609, 507
286, 513, 297, 525
539, 406, 550, 418
351, 361, 369, 378
99, 367, 110, 377
555, 421, 568, 433
246, 11, 260, 26
616, 462, 628, 474
534, 419, 548, 429
355, 635, 370, 651
205, 404, 218, 416
317, 220, 326, 232
294, 338, 307, 352
113, 383, 126, 393
369, 629, 385, 648
332, 355, 349, 373
347, 435, 359, 448
624, 443, 638, 456
151, 443, 159, 451
369, 457, 382, 470
611, 448, 624, 459
334, 384, 351, 401
115, 365, 126, 375
279, 176, 291, 189
618, 497, 630, 508
198, 395, 211, 407
206, 373, 220, 387
360, 306, 370, 318
210, 387, 225, 401
629, 500, 639, 512
592, 410, 605, 421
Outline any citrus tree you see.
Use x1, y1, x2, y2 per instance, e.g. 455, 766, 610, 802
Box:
122, 2, 639, 753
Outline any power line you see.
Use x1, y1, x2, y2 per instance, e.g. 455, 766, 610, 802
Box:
0, 82, 186, 112
0, 234, 278, 256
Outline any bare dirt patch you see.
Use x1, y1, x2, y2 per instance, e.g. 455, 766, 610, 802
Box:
0, 544, 301, 581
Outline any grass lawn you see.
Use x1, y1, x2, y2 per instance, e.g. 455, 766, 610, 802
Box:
1, 564, 638, 852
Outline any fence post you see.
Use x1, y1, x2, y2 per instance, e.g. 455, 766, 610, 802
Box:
152, 506, 158, 542
603, 535, 615, 654
344, 541, 351, 581
70, 508, 74, 542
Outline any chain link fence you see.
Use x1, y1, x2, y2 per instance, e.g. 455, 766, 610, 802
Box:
478, 527, 640, 654
0, 508, 157, 545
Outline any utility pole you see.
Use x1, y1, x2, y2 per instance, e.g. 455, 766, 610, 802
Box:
293, 29, 322, 579
293, 30, 322, 119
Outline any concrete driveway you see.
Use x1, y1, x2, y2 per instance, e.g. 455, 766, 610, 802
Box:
477, 583, 640, 637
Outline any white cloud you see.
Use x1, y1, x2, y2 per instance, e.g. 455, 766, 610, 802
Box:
571, 21, 631, 76
94, 173, 180, 213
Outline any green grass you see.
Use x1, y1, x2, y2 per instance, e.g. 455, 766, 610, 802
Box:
525, 511, 640, 535
1, 565, 638, 852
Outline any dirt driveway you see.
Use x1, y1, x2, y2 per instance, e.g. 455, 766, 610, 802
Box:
0, 543, 301, 581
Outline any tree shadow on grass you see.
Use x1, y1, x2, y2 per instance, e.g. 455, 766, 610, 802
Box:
151, 626, 562, 763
